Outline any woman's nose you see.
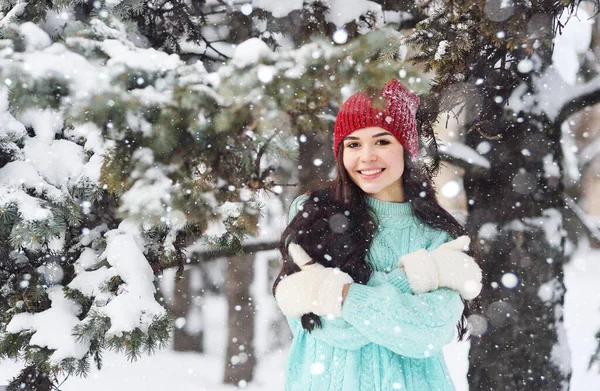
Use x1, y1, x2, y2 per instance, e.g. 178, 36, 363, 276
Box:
360, 146, 377, 162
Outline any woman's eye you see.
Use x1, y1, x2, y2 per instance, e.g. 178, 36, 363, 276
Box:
376, 139, 391, 145
346, 142, 359, 148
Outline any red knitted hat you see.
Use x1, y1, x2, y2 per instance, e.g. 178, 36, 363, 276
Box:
333, 79, 420, 160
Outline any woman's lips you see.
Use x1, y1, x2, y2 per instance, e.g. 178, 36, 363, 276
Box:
358, 168, 385, 180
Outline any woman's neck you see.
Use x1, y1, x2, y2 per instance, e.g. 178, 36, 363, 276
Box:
367, 182, 405, 203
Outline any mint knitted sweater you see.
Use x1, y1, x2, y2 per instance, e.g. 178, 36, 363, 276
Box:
284, 195, 464, 391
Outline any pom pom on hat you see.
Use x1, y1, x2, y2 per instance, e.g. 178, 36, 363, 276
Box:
333, 79, 420, 159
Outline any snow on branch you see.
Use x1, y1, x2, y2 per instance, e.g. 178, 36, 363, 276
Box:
510, 69, 600, 123
6, 286, 91, 364
0, 1, 28, 29
505, 209, 566, 249
438, 141, 490, 170
252, 0, 386, 32
99, 225, 166, 337
554, 76, 600, 131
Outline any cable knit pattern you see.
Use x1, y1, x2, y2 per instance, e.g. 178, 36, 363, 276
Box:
283, 195, 464, 391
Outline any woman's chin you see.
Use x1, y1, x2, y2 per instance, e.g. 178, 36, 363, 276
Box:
358, 185, 384, 196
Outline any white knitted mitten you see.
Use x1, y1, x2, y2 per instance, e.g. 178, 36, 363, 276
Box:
275, 243, 353, 318
399, 236, 482, 300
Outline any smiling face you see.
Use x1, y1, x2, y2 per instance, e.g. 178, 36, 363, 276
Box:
341, 127, 405, 202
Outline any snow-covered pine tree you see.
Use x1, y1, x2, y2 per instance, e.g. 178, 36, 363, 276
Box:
407, 0, 600, 389
0, 7, 285, 390
0, 17, 172, 391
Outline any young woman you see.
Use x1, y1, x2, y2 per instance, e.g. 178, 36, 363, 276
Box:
273, 79, 483, 391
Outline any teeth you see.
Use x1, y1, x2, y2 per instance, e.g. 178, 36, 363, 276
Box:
360, 169, 382, 176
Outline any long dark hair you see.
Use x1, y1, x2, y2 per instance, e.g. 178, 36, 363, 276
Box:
273, 143, 479, 340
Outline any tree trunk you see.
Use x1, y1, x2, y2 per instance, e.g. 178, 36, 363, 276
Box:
295, 114, 336, 188
464, 109, 571, 390
172, 268, 204, 352
223, 253, 256, 386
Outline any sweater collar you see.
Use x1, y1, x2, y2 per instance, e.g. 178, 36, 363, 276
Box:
365, 195, 413, 218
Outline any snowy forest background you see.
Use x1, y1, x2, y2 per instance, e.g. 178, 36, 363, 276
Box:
1, 0, 600, 390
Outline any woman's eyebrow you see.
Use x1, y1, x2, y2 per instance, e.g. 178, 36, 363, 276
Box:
344, 132, 393, 141
373, 132, 393, 138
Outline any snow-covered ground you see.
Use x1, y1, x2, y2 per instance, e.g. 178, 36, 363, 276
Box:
1, 245, 599, 390
564, 242, 600, 390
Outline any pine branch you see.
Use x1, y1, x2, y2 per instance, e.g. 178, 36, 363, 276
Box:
185, 240, 279, 266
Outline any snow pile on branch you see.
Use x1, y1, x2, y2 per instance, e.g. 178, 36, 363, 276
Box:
553, 8, 593, 86
0, 88, 26, 139
101, 39, 181, 72
523, 209, 566, 249
0, 1, 28, 29
100, 226, 166, 337
65, 224, 166, 340
19, 22, 52, 51
6, 286, 91, 364
119, 166, 174, 218
435, 41, 448, 61
510, 67, 600, 121
232, 37, 273, 68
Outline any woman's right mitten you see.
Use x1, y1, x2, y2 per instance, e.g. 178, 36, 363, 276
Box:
275, 243, 353, 318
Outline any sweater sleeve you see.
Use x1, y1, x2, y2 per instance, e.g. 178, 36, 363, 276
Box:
284, 269, 415, 350
286, 316, 372, 350
381, 269, 414, 293
426, 229, 453, 251
341, 283, 464, 358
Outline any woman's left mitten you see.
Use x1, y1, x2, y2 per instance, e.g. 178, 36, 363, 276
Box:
399, 236, 482, 300
432, 248, 482, 300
